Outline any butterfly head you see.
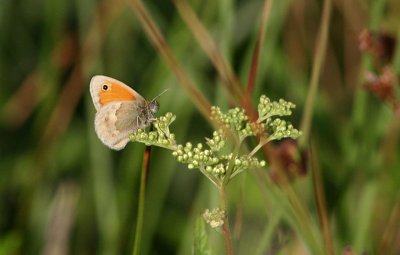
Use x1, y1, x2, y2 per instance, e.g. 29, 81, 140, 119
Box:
149, 100, 160, 114
147, 88, 168, 115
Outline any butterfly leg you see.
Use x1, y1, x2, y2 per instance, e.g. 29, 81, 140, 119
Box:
135, 116, 141, 131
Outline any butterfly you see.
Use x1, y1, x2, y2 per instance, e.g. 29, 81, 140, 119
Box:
90, 75, 159, 150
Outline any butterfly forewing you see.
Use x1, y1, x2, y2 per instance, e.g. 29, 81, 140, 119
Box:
90, 75, 144, 111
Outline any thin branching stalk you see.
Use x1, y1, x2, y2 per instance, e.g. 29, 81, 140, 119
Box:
249, 138, 271, 157
132, 145, 152, 255
199, 167, 220, 188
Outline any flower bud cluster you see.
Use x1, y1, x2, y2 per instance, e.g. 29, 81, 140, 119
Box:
253, 95, 302, 142
205, 130, 225, 151
267, 119, 302, 141
258, 95, 295, 121
205, 163, 226, 176
234, 155, 266, 169
203, 208, 225, 228
172, 142, 219, 170
129, 112, 177, 149
153, 112, 176, 133
211, 106, 248, 131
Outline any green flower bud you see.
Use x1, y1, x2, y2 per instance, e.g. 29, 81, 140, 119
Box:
235, 159, 241, 166
148, 133, 155, 141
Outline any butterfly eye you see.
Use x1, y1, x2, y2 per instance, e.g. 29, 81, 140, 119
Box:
102, 84, 109, 91
149, 101, 160, 113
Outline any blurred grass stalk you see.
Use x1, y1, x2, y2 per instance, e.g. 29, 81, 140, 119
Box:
310, 145, 334, 255
245, 0, 273, 95
173, 0, 244, 105
42, 183, 79, 255
299, 0, 332, 147
127, 0, 212, 119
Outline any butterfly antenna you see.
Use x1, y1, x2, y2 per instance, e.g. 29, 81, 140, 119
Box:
151, 88, 170, 102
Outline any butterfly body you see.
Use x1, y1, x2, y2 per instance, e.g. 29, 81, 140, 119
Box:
90, 75, 159, 150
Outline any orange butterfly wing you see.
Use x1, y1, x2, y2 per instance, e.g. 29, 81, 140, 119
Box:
90, 75, 144, 111
98, 81, 137, 106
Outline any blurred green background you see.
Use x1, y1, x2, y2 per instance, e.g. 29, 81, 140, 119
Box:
1, 0, 400, 254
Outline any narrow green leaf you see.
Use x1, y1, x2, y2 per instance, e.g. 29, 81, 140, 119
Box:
193, 216, 213, 255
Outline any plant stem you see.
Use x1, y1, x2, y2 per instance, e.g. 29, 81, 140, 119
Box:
132, 145, 152, 255
219, 186, 234, 255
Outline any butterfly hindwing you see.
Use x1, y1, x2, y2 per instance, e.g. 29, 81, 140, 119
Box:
95, 102, 138, 150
